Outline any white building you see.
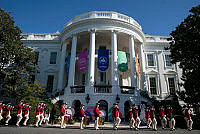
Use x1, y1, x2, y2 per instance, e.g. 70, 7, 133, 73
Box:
22, 11, 182, 120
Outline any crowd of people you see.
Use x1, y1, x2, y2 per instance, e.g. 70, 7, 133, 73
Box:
0, 100, 193, 131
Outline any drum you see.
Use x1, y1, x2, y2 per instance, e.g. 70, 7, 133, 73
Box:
98, 117, 104, 125
83, 117, 89, 125
66, 108, 75, 116
99, 110, 106, 118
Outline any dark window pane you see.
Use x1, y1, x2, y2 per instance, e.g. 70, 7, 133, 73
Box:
50, 52, 57, 64
149, 77, 157, 95
168, 78, 175, 95
47, 75, 54, 92
147, 54, 154, 66
165, 55, 171, 66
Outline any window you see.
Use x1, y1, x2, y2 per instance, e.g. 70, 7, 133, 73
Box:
168, 78, 176, 95
34, 52, 39, 65
149, 77, 157, 95
147, 54, 154, 66
50, 52, 57, 64
165, 55, 172, 66
47, 75, 54, 92
82, 73, 85, 85
100, 72, 106, 84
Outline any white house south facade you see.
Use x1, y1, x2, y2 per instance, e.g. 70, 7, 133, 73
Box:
21, 11, 182, 120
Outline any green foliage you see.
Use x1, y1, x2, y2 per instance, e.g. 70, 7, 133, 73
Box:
168, 5, 200, 104
0, 8, 38, 97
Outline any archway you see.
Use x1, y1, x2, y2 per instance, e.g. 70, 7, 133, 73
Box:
98, 100, 108, 121
72, 100, 81, 121
124, 100, 132, 121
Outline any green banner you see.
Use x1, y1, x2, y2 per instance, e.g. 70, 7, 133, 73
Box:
118, 51, 128, 72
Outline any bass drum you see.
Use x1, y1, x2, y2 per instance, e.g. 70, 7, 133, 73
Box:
83, 117, 90, 125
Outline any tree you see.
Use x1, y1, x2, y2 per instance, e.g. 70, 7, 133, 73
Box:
168, 5, 200, 104
0, 8, 37, 98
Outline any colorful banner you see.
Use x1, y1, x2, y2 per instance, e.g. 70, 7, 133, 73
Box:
118, 51, 128, 72
97, 49, 109, 71
65, 55, 71, 75
78, 50, 88, 72
135, 56, 139, 76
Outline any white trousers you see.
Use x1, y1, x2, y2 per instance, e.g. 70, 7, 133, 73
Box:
152, 118, 157, 130
16, 113, 23, 126
94, 117, 99, 129
60, 116, 65, 128
113, 117, 121, 129
23, 114, 29, 126
80, 117, 84, 129
35, 115, 40, 127
187, 118, 193, 130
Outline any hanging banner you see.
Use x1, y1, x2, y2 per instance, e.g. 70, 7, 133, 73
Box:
65, 55, 71, 75
97, 49, 109, 71
135, 56, 139, 76
118, 51, 128, 72
78, 50, 88, 72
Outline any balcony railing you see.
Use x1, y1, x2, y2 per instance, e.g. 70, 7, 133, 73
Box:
94, 84, 112, 93
64, 11, 142, 30
70, 86, 85, 93
120, 86, 135, 94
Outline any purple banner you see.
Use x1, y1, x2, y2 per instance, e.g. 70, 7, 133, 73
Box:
78, 50, 88, 72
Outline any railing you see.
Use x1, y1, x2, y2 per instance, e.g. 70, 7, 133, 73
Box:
65, 11, 142, 30
120, 86, 135, 94
94, 84, 112, 93
70, 86, 85, 93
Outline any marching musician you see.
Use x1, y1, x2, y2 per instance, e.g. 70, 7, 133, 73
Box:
35, 104, 41, 127
128, 107, 134, 129
0, 101, 5, 122
44, 104, 50, 125
132, 104, 141, 131
159, 106, 167, 129
112, 103, 121, 130
80, 104, 85, 130
60, 103, 67, 129
184, 105, 193, 131
5, 103, 12, 126
145, 106, 151, 128
150, 106, 157, 131
39, 102, 44, 126
167, 106, 175, 131
16, 100, 24, 126
94, 103, 100, 130
23, 103, 31, 126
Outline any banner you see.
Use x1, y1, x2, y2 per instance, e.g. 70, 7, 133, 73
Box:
97, 49, 109, 71
118, 51, 128, 72
65, 55, 71, 75
78, 50, 88, 72
135, 56, 139, 76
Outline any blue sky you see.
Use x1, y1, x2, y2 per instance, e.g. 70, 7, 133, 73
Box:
1, 0, 199, 36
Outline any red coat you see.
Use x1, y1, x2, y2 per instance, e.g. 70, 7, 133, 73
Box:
112, 107, 120, 118
17, 104, 23, 115
36, 106, 41, 116
94, 107, 99, 117
132, 108, 138, 119
0, 105, 3, 111
40, 106, 44, 114
185, 109, 191, 119
145, 110, 150, 119
167, 109, 174, 119
24, 106, 30, 115
150, 110, 156, 119
5, 107, 11, 116
159, 109, 165, 119
61, 106, 65, 116
80, 108, 84, 117
128, 110, 133, 119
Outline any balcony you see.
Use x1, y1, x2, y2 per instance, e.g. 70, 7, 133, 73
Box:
70, 86, 85, 93
120, 86, 135, 94
94, 84, 112, 93
65, 11, 142, 30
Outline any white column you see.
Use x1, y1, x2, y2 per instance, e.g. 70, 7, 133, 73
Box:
66, 35, 77, 93
129, 35, 137, 88
111, 30, 120, 94
87, 29, 96, 92
57, 42, 67, 91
